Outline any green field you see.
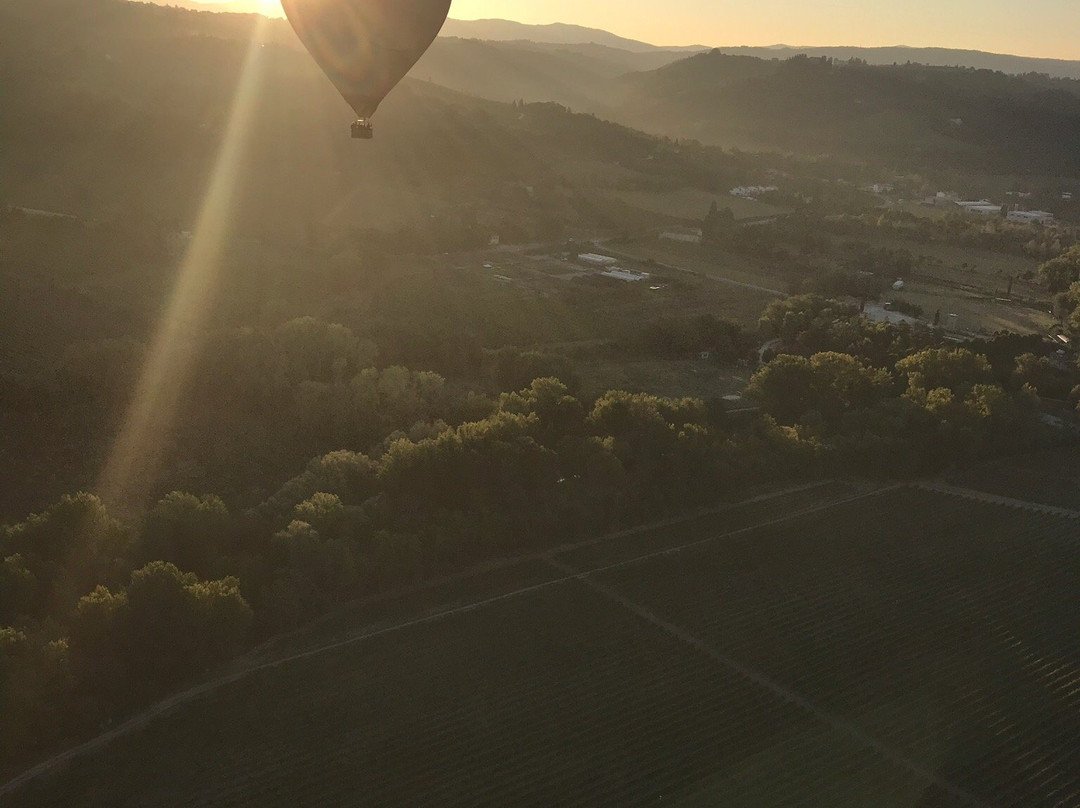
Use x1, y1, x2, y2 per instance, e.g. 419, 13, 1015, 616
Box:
8, 483, 1080, 807
606, 189, 788, 223
608, 228, 1055, 337
858, 231, 1054, 334
946, 448, 1080, 511
575, 358, 751, 400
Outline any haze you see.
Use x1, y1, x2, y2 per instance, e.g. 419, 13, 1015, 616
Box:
201, 0, 1079, 60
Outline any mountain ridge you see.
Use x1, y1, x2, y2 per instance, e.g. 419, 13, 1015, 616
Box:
140, 2, 1080, 81
439, 18, 705, 54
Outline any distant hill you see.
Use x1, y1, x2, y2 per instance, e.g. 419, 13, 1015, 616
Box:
142, 0, 280, 15
712, 45, 1080, 82
0, 0, 740, 235
439, 18, 705, 54
138, 4, 1080, 83
612, 52, 1080, 175
412, 38, 686, 112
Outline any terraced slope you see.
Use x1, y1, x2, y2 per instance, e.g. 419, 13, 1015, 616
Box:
9, 485, 1080, 807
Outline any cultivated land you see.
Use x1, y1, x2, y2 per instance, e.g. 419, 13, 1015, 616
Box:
614, 231, 1055, 337
605, 189, 787, 223
9, 477, 1080, 807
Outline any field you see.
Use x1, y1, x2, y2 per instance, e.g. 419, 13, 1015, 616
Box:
605, 189, 788, 223
575, 358, 750, 400
606, 228, 1055, 337
946, 447, 1080, 510
858, 231, 1054, 335
9, 477, 1080, 807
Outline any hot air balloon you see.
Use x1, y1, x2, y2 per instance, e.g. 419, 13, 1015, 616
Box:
280, 0, 452, 139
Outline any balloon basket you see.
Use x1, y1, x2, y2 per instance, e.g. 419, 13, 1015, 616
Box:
351, 120, 374, 140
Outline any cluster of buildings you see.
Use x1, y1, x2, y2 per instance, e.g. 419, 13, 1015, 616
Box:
1007, 210, 1057, 226
730, 186, 779, 201
924, 192, 1057, 225
577, 253, 650, 283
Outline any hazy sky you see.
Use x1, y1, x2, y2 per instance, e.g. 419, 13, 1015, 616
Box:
218, 0, 1079, 60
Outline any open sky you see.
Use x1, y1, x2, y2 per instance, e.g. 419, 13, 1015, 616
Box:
212, 0, 1079, 60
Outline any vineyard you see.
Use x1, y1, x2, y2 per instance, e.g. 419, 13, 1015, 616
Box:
946, 448, 1080, 511
9, 484, 1080, 807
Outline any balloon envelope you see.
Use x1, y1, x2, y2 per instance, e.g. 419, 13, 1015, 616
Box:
281, 0, 452, 119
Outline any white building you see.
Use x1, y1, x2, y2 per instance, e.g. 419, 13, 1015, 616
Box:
730, 186, 778, 200
660, 231, 702, 244
601, 269, 650, 283
957, 200, 1003, 217
927, 192, 959, 208
578, 253, 618, 267
1007, 210, 1056, 226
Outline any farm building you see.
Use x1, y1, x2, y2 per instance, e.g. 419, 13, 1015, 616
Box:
660, 230, 702, 244
1007, 210, 1056, 226
730, 185, 778, 200
578, 253, 618, 267
601, 269, 651, 283
957, 200, 1003, 217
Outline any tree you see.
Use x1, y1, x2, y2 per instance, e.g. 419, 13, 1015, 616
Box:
484, 348, 578, 393
1, 493, 129, 618
499, 378, 586, 448
261, 518, 359, 631
702, 200, 735, 245
274, 317, 376, 385
137, 492, 232, 579
745, 355, 818, 424
746, 352, 890, 426
1038, 246, 1080, 294
258, 451, 379, 522
294, 493, 347, 538
71, 562, 253, 694
896, 348, 994, 401
0, 555, 37, 623
1012, 353, 1075, 400
1055, 282, 1080, 334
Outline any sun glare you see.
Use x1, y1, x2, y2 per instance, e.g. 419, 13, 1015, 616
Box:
256, 0, 284, 17
98, 16, 270, 514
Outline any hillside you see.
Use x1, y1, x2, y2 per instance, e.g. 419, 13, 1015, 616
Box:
144, 0, 280, 14
411, 38, 686, 112
614, 52, 1080, 174
0, 0, 737, 236
0, 0, 762, 517
113, 3, 1080, 176
712, 45, 1080, 82
439, 18, 705, 54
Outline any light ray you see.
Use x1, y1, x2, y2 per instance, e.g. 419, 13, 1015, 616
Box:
98, 16, 270, 514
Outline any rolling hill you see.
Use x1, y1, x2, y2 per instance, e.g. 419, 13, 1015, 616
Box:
410, 38, 687, 113
0, 0, 739, 237
712, 45, 1080, 82
439, 18, 706, 54
612, 52, 1080, 174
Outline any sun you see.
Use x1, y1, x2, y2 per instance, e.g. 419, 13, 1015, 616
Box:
254, 0, 284, 17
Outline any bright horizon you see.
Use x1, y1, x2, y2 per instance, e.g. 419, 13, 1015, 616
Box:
194, 0, 1080, 61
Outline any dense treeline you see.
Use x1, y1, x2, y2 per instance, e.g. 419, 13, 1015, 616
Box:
5, 292, 1078, 777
